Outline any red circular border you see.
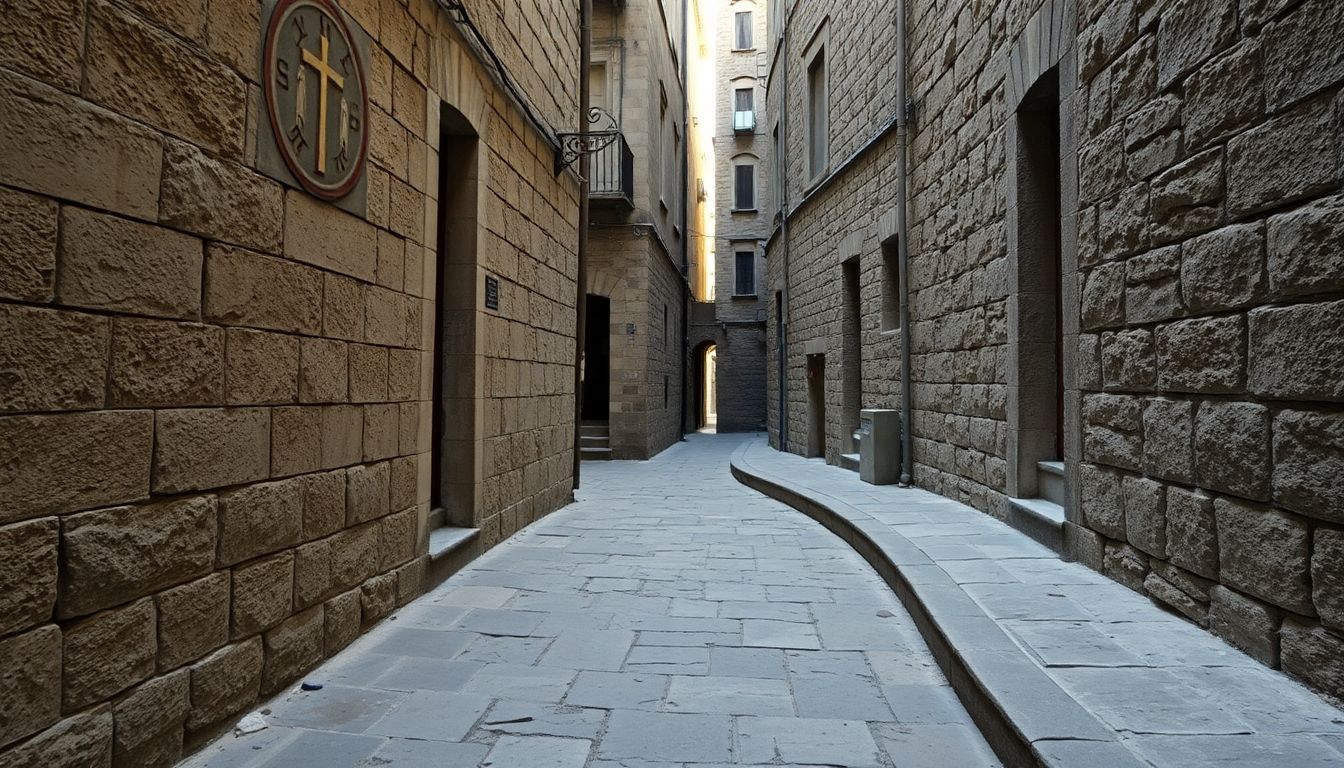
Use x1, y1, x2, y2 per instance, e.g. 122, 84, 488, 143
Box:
263, 0, 371, 201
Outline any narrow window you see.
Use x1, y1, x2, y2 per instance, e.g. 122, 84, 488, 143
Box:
807, 50, 828, 179
734, 163, 755, 210
735, 250, 756, 295
734, 11, 753, 50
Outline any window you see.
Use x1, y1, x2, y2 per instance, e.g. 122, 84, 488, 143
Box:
807, 49, 828, 180
734, 11, 753, 50
734, 87, 755, 132
735, 250, 756, 296
734, 162, 755, 210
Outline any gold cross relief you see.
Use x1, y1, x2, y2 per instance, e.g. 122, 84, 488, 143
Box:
299, 32, 344, 175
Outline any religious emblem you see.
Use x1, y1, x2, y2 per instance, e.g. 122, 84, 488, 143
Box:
262, 0, 369, 200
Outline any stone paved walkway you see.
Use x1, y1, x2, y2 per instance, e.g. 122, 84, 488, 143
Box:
732, 439, 1344, 767
181, 434, 999, 768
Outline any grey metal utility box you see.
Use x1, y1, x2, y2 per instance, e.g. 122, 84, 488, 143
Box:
858, 409, 901, 485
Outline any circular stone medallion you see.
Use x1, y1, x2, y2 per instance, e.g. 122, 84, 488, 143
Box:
263, 0, 369, 200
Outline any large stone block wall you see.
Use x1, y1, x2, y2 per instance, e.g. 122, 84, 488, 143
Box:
764, 0, 1344, 699
0, 0, 578, 764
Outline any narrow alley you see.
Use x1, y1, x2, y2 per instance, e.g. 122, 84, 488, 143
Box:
181, 435, 998, 768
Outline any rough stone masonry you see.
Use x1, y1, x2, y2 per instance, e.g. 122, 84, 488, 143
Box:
0, 0, 580, 765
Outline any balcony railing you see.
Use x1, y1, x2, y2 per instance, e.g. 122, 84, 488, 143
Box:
590, 130, 635, 209
734, 110, 756, 133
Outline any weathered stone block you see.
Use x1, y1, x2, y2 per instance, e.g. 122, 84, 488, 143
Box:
109, 318, 224, 407
160, 139, 282, 252
271, 406, 322, 478
231, 552, 294, 637
1123, 475, 1167, 558
1081, 463, 1126, 540
1150, 148, 1224, 244
1280, 618, 1344, 696
63, 598, 156, 711
59, 207, 202, 319
285, 191, 377, 281
1267, 195, 1344, 299
1082, 393, 1142, 470
204, 245, 323, 334
186, 638, 261, 731
360, 573, 397, 624
1166, 487, 1218, 579
155, 572, 228, 672
1273, 409, 1344, 524
1248, 301, 1344, 402
1263, 0, 1344, 111
0, 69, 161, 220
301, 470, 346, 540
85, 0, 245, 157
0, 625, 61, 749
323, 590, 362, 655
1103, 541, 1149, 592
379, 508, 417, 570
1180, 223, 1265, 314
261, 606, 324, 695
1195, 401, 1270, 501
0, 304, 109, 412
1313, 528, 1344, 630
61, 496, 216, 618
323, 273, 365, 342
332, 522, 380, 590
1100, 329, 1155, 390
226, 328, 299, 405
110, 669, 189, 759
1155, 316, 1245, 394
1227, 97, 1338, 217
321, 405, 365, 469
1215, 498, 1312, 614
363, 403, 400, 461
1080, 263, 1125, 331
0, 410, 152, 523
0, 186, 57, 302
299, 338, 349, 403
216, 476, 302, 567
1209, 585, 1280, 666
153, 408, 270, 493
0, 0, 85, 91
0, 518, 57, 637
0, 708, 112, 768
1144, 572, 1207, 625
347, 462, 391, 525
350, 344, 390, 403
1156, 0, 1236, 88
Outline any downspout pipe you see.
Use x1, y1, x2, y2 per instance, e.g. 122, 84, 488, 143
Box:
572, 0, 592, 491
895, 0, 913, 487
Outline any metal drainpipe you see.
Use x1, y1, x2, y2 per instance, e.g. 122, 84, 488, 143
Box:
896, 0, 913, 487
572, 0, 592, 491
777, 21, 791, 452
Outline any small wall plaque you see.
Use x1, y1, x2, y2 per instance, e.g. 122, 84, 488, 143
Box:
485, 275, 500, 311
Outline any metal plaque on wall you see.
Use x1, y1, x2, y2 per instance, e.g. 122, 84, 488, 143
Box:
256, 0, 371, 216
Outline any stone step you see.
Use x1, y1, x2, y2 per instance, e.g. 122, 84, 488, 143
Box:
1037, 460, 1066, 507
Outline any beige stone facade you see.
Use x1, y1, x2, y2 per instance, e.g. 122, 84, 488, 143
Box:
582, 0, 689, 460
0, 0, 579, 763
765, 0, 1344, 699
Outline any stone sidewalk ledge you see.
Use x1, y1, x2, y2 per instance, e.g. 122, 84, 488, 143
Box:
730, 439, 1344, 768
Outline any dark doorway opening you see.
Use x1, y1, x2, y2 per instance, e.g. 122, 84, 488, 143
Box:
806, 353, 826, 459
582, 294, 611, 422
432, 105, 480, 527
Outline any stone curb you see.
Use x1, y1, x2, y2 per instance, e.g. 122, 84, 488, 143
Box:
729, 441, 1150, 768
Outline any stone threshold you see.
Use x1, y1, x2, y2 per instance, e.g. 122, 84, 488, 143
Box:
730, 439, 1344, 768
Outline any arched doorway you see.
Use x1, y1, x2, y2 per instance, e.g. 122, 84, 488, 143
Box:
693, 341, 717, 432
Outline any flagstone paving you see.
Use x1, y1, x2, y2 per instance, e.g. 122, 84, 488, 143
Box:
180, 435, 998, 768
